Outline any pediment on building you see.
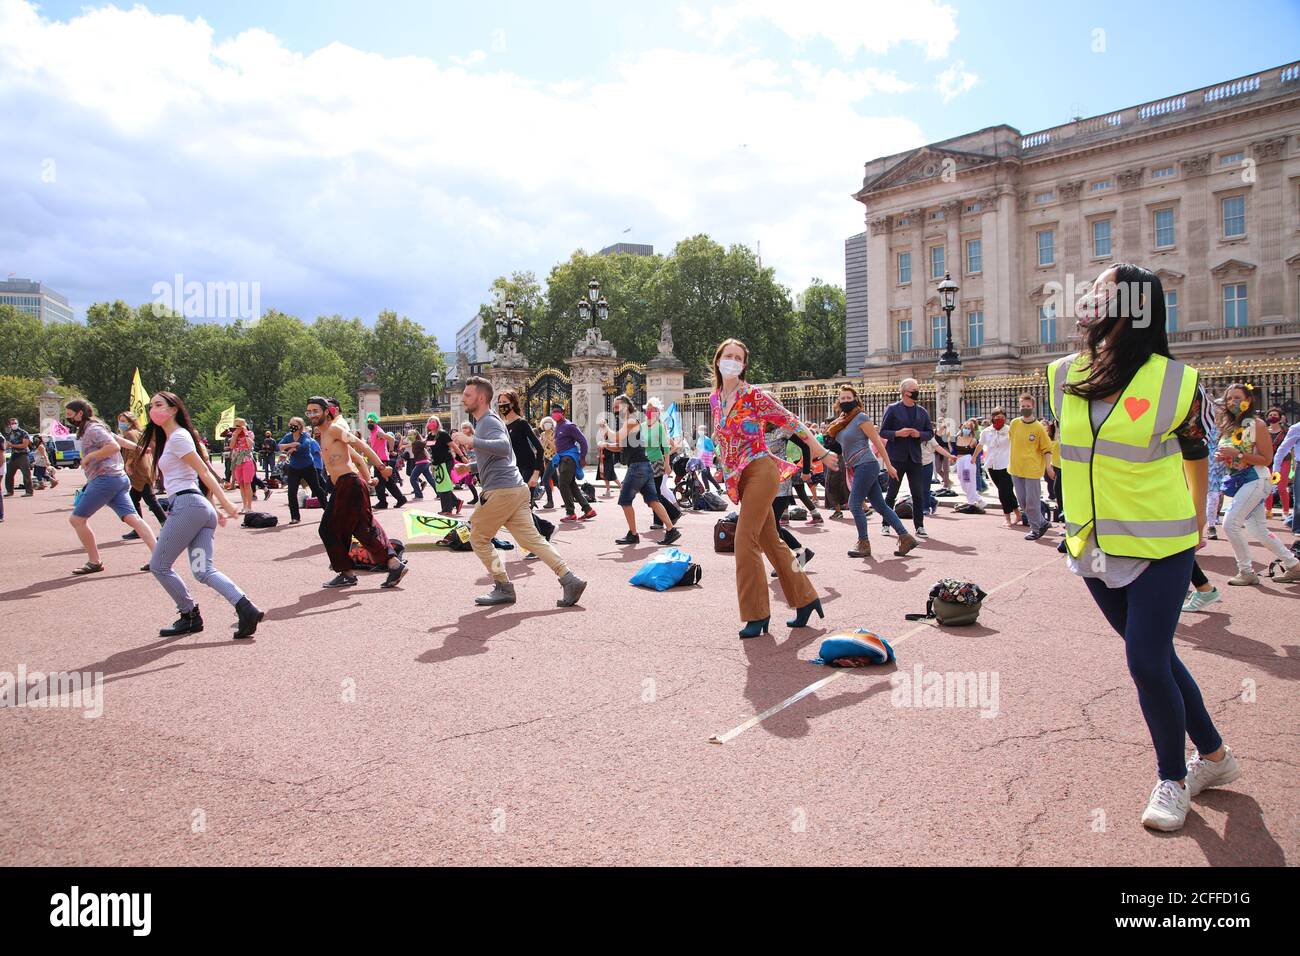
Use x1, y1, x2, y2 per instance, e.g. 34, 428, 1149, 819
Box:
1154, 268, 1185, 283
1286, 253, 1300, 267
858, 145, 996, 196
1210, 258, 1257, 278
1026, 283, 1056, 303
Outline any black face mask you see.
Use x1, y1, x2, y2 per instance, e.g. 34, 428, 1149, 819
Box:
839, 401, 857, 414
906, 390, 920, 401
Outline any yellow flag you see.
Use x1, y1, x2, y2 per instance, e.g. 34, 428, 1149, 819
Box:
129, 368, 150, 425
214, 404, 236, 439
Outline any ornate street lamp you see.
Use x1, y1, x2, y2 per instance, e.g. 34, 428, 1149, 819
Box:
937, 272, 961, 368
577, 278, 609, 331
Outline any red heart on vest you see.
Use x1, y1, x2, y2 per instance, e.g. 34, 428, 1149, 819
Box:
1124, 397, 1151, 421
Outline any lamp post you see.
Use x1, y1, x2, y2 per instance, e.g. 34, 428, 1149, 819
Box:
494, 298, 524, 344
937, 272, 961, 368
577, 278, 609, 332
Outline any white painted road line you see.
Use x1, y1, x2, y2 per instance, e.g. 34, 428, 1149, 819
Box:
707, 555, 1059, 744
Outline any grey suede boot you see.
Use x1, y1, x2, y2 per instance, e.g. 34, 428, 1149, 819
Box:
475, 581, 517, 606
556, 572, 587, 608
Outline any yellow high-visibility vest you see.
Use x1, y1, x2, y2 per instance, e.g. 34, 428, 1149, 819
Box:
1048, 352, 1198, 560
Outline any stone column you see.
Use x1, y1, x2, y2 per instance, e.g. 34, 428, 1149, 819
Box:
932, 361, 965, 435
37, 377, 63, 435
865, 215, 892, 368
568, 327, 620, 465
488, 340, 531, 407
355, 365, 381, 426
647, 315, 688, 413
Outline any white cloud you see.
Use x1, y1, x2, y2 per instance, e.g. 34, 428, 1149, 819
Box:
489, 29, 507, 53
0, 0, 927, 344
935, 59, 978, 102
685, 0, 960, 60
451, 49, 487, 67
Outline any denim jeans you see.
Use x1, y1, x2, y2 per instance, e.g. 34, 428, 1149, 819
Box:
848, 459, 907, 539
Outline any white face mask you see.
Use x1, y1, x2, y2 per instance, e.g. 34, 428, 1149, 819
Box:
718, 359, 745, 379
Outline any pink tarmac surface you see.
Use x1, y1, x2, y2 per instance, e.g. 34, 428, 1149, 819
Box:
1, 479, 1295, 866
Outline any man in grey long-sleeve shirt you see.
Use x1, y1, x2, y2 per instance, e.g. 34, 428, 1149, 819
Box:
452, 376, 587, 608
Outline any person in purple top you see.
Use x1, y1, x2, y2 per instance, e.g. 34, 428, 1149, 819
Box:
878, 377, 934, 539
550, 404, 595, 522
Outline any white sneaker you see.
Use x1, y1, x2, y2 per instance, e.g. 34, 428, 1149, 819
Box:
1141, 779, 1190, 831
1227, 570, 1259, 586
1185, 747, 1241, 797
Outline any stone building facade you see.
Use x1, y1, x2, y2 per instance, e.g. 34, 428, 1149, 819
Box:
850, 62, 1300, 383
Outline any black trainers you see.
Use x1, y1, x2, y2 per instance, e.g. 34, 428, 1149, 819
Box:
1025, 526, 1048, 541
615, 532, 640, 545
323, 573, 358, 588
660, 527, 682, 546
380, 560, 409, 589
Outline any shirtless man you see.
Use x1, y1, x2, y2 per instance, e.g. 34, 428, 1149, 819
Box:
305, 396, 409, 589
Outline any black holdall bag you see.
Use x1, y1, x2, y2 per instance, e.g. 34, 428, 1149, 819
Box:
671, 564, 703, 587
242, 512, 279, 528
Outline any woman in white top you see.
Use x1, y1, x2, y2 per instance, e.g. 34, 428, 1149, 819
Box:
973, 408, 1018, 525
123, 392, 264, 640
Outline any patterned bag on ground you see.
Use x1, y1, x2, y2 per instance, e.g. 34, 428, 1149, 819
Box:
304, 496, 322, 509
701, 491, 728, 511
954, 502, 985, 515
713, 516, 738, 553
786, 507, 807, 521
811, 630, 896, 667
905, 579, 987, 626
242, 512, 278, 528
349, 537, 406, 571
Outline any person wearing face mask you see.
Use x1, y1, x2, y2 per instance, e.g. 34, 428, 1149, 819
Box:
1215, 385, 1300, 586
116, 411, 166, 538
307, 397, 409, 590
1049, 263, 1243, 831
3, 416, 34, 496
62, 400, 159, 576
120, 392, 263, 638
826, 386, 909, 559
548, 404, 594, 522
365, 414, 407, 510
710, 338, 840, 637
1270, 412, 1300, 556
1043, 419, 1063, 523
537, 416, 558, 509
278, 417, 326, 524
973, 409, 1017, 525
819, 419, 848, 519
30, 435, 57, 491
878, 378, 934, 539
600, 394, 681, 546
952, 418, 984, 510
1008, 393, 1055, 541
1262, 407, 1290, 520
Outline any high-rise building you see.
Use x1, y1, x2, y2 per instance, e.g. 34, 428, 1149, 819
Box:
850, 62, 1300, 383
598, 242, 654, 257
455, 313, 492, 365
844, 232, 868, 375
0, 278, 74, 323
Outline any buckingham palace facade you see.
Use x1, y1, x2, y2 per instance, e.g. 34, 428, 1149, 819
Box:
850, 62, 1300, 384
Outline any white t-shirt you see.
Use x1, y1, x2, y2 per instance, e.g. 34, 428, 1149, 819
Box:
158, 427, 201, 493
979, 425, 1011, 470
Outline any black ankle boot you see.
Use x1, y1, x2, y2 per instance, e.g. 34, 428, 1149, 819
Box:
234, 596, 264, 639
160, 606, 203, 637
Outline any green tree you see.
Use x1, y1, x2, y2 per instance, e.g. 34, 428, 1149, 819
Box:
277, 373, 353, 423
0, 306, 51, 378
312, 315, 375, 398
370, 311, 444, 415
0, 375, 78, 430
790, 280, 846, 380
187, 369, 247, 442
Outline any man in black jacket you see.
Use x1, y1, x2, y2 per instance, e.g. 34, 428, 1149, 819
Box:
879, 378, 933, 538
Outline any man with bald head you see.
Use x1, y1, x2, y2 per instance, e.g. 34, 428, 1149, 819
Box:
879, 378, 934, 540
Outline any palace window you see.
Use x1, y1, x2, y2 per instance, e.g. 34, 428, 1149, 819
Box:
1154, 208, 1176, 248
899, 318, 913, 352
930, 245, 945, 279
967, 311, 985, 348
1222, 195, 1246, 238
1037, 229, 1055, 266
1223, 284, 1247, 328
1092, 219, 1112, 258
898, 251, 911, 284
966, 238, 982, 274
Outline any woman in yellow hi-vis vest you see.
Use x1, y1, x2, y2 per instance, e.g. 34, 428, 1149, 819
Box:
1049, 264, 1242, 832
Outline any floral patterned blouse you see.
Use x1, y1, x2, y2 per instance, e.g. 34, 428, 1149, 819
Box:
710, 382, 802, 503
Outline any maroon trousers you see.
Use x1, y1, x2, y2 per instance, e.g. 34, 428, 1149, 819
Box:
319, 471, 394, 573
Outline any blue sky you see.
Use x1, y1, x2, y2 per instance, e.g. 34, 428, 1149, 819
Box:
4, 0, 1298, 351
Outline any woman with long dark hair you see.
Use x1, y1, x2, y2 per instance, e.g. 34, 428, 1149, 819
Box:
1215, 383, 1300, 586
711, 338, 839, 637
125, 392, 263, 639
1049, 263, 1242, 831
64, 399, 158, 575
826, 385, 908, 559
116, 410, 167, 537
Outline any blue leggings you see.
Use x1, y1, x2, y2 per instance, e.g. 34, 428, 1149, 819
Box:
150, 493, 245, 613
848, 459, 907, 539
1083, 548, 1222, 781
